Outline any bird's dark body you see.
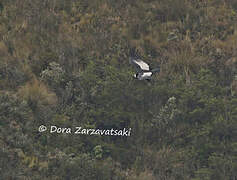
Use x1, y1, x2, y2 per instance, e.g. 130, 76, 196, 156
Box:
129, 57, 160, 81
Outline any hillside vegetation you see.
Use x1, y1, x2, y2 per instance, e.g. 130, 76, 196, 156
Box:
0, 0, 237, 179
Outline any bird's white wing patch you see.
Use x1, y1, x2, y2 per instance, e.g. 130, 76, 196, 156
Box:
134, 60, 150, 71
142, 72, 152, 78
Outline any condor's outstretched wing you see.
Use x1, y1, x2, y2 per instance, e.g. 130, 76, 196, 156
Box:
129, 57, 150, 72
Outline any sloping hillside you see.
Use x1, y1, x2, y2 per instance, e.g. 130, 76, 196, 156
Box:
0, 0, 237, 179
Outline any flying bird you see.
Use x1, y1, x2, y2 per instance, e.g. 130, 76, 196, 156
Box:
129, 57, 160, 81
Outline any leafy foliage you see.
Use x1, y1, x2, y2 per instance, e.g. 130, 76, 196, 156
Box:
0, 0, 237, 179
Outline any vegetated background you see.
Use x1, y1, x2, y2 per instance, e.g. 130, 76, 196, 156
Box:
0, 0, 237, 179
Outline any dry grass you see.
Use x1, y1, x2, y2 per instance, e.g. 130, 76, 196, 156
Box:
18, 78, 57, 110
